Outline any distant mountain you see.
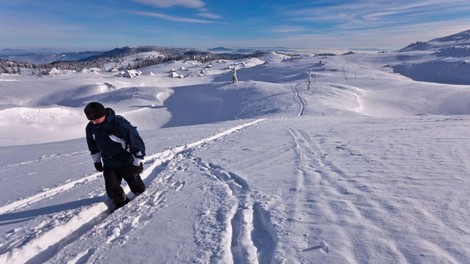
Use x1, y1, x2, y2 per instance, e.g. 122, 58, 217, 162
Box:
1, 45, 277, 65
209, 46, 294, 54
80, 46, 205, 61
208, 47, 233, 52
400, 29, 470, 52
0, 46, 204, 64
0, 45, 265, 74
0, 50, 104, 64
80, 46, 152, 61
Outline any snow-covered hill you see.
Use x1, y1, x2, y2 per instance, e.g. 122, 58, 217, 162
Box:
1, 31, 470, 263
393, 29, 470, 85
401, 29, 470, 52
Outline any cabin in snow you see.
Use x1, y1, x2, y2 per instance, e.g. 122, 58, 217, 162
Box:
116, 69, 142, 78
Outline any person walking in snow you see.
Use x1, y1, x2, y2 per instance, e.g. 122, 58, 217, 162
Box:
84, 102, 146, 209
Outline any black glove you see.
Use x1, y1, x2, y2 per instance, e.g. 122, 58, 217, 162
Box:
94, 162, 103, 172
133, 162, 143, 174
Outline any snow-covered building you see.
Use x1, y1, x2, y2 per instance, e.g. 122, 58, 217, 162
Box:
42, 68, 62, 75
116, 69, 142, 78
170, 71, 185, 78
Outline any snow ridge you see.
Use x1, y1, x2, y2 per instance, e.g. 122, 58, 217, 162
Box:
0, 172, 101, 214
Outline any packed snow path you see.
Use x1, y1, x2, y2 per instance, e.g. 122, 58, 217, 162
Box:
293, 83, 306, 117
0, 119, 264, 263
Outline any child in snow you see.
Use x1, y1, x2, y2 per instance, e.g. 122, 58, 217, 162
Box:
84, 102, 146, 208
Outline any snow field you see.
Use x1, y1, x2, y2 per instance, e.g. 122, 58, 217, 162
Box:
0, 119, 263, 263
1, 43, 470, 263
197, 117, 470, 263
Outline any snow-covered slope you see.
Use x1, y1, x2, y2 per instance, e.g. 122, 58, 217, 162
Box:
393, 29, 470, 85
401, 29, 470, 52
1, 33, 470, 263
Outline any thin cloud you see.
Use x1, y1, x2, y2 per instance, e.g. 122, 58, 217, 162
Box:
131, 0, 205, 8
131, 10, 215, 23
196, 7, 221, 19
258, 0, 272, 10
285, 0, 470, 31
261, 19, 470, 49
269, 25, 309, 33
362, 1, 470, 21
130, 1, 221, 22
197, 12, 221, 19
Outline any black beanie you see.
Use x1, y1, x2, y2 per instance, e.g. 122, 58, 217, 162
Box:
84, 102, 107, 120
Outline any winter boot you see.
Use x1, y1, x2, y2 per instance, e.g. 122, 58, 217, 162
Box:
114, 196, 130, 209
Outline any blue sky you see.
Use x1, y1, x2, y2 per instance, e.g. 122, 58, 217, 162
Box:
1, 0, 470, 51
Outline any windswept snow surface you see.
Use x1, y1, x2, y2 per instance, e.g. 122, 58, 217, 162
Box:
1, 49, 470, 263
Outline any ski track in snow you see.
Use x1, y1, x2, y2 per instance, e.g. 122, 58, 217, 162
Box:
281, 121, 464, 263
0, 119, 264, 264
188, 155, 278, 264
0, 150, 88, 172
293, 83, 306, 117
283, 122, 395, 261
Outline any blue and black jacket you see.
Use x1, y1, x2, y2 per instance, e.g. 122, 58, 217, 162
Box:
86, 108, 145, 169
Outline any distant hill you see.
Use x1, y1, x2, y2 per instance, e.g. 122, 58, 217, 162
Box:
0, 50, 104, 64
393, 29, 470, 85
81, 46, 215, 61
400, 29, 470, 52
0, 45, 264, 74
431, 29, 470, 45
208, 47, 233, 52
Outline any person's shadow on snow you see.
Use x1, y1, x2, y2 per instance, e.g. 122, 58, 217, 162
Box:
0, 196, 104, 226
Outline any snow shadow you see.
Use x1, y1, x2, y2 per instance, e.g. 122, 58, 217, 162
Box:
214, 64, 309, 84
252, 202, 278, 263
129, 104, 165, 110
28, 85, 155, 108
162, 83, 261, 128
0, 197, 103, 226
393, 60, 470, 85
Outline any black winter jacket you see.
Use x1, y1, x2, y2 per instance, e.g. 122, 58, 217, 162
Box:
86, 108, 145, 169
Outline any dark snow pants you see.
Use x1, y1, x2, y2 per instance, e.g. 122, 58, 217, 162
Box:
103, 164, 146, 207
